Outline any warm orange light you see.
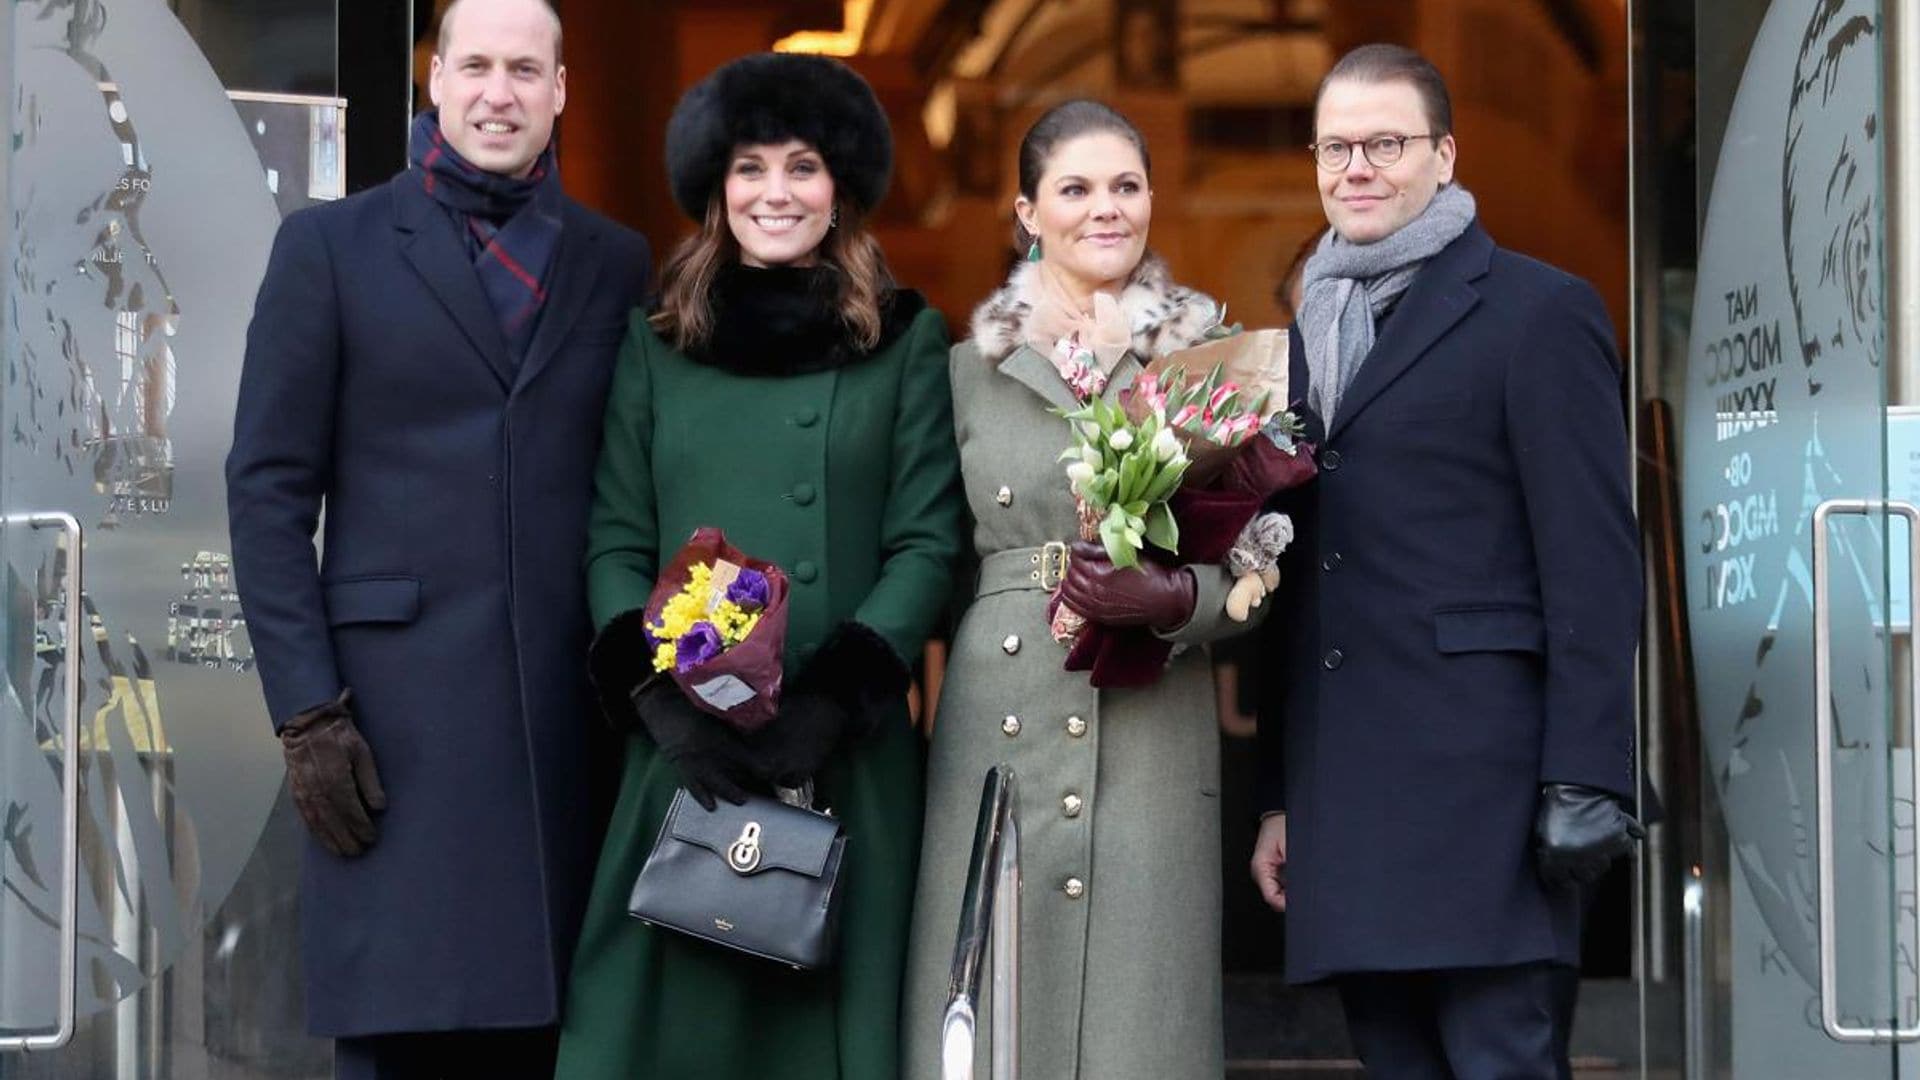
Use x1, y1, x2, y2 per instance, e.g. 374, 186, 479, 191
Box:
773, 0, 871, 56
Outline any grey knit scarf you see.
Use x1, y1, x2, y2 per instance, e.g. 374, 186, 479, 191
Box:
1298, 184, 1477, 425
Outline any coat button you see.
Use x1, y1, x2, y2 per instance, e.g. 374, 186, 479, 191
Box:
1321, 552, 1343, 572
995, 485, 1014, 507
1321, 449, 1342, 472
791, 483, 817, 506
1063, 877, 1085, 899
1323, 648, 1344, 670
794, 561, 819, 584
1002, 634, 1021, 655
1002, 715, 1021, 736
1066, 715, 1087, 737
1062, 793, 1083, 818
794, 407, 820, 427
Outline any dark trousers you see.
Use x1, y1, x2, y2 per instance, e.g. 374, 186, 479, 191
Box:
334, 1027, 558, 1080
1336, 963, 1577, 1080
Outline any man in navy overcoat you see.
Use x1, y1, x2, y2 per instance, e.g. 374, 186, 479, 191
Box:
225, 0, 648, 1074
1252, 44, 1642, 1078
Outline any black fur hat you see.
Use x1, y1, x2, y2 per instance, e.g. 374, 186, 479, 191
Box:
665, 53, 893, 221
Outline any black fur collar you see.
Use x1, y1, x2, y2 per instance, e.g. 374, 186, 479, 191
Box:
683, 263, 928, 376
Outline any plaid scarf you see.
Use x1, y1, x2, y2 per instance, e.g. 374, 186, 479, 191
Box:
408, 109, 563, 364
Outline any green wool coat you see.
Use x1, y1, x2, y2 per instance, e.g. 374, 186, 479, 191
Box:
553, 296, 964, 1080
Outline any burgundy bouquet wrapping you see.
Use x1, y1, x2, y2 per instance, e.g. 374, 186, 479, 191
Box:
1059, 423, 1318, 688
643, 527, 791, 733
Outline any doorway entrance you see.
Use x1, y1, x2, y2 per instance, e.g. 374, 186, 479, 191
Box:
1637, 0, 1920, 1075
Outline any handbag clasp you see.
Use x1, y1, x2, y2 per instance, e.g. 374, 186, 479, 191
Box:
726, 821, 763, 874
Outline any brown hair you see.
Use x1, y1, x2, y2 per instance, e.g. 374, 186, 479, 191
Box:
1314, 43, 1453, 136
437, 0, 564, 68
1012, 99, 1152, 253
650, 194, 895, 352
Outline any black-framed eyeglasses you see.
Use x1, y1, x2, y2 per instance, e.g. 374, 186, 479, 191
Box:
1307, 133, 1442, 172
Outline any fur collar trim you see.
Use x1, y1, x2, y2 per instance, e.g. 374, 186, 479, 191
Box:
968, 251, 1220, 364
684, 263, 928, 376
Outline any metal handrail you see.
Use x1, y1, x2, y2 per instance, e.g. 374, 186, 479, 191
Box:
942, 764, 1020, 1080
0, 512, 83, 1053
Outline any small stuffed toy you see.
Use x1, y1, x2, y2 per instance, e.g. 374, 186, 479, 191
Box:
1224, 512, 1295, 621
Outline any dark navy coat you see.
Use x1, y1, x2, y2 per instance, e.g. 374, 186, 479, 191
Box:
1258, 222, 1639, 984
225, 171, 649, 1036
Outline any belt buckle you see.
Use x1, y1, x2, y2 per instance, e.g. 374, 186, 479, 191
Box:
1036, 541, 1070, 591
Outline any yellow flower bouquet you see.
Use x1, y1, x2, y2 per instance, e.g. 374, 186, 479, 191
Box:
642, 527, 790, 732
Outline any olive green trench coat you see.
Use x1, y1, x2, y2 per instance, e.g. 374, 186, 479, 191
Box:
903, 338, 1255, 1080
554, 303, 964, 1080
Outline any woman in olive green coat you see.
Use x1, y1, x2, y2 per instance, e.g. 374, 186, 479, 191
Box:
905, 101, 1259, 1079
554, 54, 963, 1080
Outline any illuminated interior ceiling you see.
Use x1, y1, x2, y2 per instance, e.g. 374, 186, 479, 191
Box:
911, 0, 1328, 149
775, 0, 874, 54
946, 0, 1326, 101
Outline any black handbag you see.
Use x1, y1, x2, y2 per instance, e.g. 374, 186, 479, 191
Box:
627, 787, 847, 970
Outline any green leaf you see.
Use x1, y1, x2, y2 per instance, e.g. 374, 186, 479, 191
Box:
1098, 514, 1134, 568
1142, 458, 1189, 504
1144, 502, 1180, 552
1123, 500, 1148, 518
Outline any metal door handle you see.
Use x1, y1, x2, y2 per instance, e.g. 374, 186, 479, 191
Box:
1682, 868, 1708, 1072
1811, 498, 1920, 1042
0, 512, 82, 1052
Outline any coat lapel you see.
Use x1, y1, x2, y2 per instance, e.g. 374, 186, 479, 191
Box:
998, 345, 1082, 414
996, 345, 1143, 417
392, 176, 516, 392
1326, 223, 1493, 440
514, 203, 602, 394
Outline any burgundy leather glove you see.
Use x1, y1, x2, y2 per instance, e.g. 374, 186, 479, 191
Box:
1057, 540, 1199, 631
279, 689, 387, 857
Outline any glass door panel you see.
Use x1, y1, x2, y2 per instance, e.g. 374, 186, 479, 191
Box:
2, 1, 345, 1075
1672, 0, 1909, 1075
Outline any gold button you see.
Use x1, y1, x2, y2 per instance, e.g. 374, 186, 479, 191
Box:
1063, 877, 1085, 899
1062, 793, 1083, 817
1066, 716, 1087, 737
996, 486, 1014, 507
1002, 634, 1021, 655
1002, 715, 1021, 736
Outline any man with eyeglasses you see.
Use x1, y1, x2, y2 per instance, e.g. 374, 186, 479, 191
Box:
1250, 43, 1643, 1078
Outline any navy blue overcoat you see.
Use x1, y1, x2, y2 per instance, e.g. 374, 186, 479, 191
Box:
225, 171, 649, 1036
1259, 221, 1640, 984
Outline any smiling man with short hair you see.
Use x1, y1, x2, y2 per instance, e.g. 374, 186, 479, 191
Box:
226, 0, 649, 1075
1251, 43, 1644, 1078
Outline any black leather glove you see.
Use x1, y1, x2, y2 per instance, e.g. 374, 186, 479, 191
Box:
630, 681, 755, 811
1534, 782, 1645, 889
279, 689, 387, 857
1057, 540, 1198, 630
751, 622, 909, 786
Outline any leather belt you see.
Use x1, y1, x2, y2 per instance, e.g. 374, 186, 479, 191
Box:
977, 542, 1072, 598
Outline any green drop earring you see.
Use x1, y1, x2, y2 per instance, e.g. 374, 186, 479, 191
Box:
1027, 239, 1041, 263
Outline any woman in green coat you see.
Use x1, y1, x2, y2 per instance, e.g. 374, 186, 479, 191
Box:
554, 54, 964, 1080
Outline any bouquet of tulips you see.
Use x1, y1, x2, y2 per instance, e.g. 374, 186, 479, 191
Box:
1050, 328, 1316, 686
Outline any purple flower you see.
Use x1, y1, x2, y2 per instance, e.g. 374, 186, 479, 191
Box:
674, 622, 725, 673
726, 567, 770, 611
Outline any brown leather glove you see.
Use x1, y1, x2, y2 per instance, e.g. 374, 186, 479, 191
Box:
279, 689, 388, 857
1057, 540, 1198, 630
